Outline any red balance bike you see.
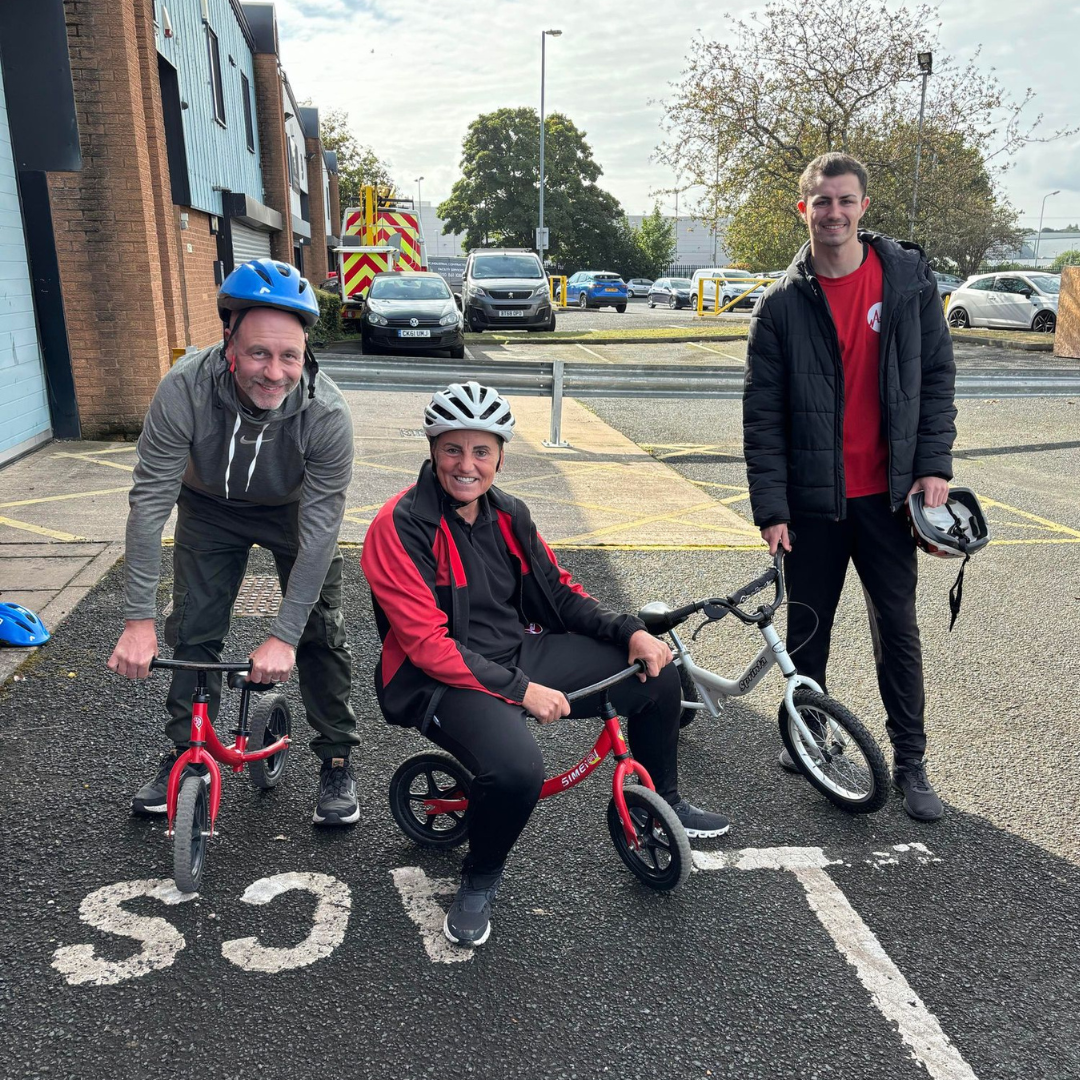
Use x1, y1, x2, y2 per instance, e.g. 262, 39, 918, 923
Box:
388, 661, 693, 891
147, 658, 292, 893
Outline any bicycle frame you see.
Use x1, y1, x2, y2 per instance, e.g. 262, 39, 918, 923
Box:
669, 618, 826, 758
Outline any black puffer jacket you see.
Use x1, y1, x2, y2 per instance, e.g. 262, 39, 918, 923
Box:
743, 231, 956, 526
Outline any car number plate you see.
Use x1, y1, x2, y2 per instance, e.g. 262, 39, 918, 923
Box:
398, 329, 431, 338
498, 310, 525, 318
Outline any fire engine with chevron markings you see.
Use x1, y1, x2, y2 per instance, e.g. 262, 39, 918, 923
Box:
335, 184, 428, 325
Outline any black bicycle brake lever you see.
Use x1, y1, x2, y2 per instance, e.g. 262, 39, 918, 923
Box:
691, 617, 712, 641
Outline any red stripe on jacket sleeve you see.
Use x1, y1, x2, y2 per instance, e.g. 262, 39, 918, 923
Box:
496, 510, 531, 573
361, 493, 497, 695
538, 532, 592, 598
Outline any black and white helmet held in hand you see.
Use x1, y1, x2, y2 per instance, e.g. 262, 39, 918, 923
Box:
906, 486, 990, 630
423, 381, 516, 442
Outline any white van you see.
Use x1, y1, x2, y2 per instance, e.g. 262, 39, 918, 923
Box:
689, 267, 767, 311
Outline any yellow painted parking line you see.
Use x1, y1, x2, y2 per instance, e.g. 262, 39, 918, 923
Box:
718, 492, 751, 505
0, 486, 130, 510
651, 445, 732, 461
52, 446, 137, 458
557, 500, 718, 545
979, 495, 1080, 538
50, 452, 134, 472
988, 538, 1080, 545
687, 479, 748, 493
551, 542, 764, 551
664, 516, 760, 537
353, 458, 425, 478
344, 503, 387, 514
497, 488, 638, 518
687, 342, 727, 355
0, 515, 86, 541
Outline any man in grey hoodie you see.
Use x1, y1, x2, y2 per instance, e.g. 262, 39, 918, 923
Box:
107, 259, 360, 825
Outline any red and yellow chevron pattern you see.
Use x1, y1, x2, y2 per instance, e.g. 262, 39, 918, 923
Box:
341, 249, 396, 300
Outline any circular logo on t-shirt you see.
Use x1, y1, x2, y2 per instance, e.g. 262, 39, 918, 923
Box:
867, 302, 883, 333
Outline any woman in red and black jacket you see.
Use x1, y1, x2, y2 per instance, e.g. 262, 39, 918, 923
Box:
362, 382, 730, 948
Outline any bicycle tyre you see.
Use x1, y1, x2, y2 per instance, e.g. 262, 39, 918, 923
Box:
606, 785, 691, 891
247, 694, 292, 790
173, 773, 209, 894
779, 690, 889, 813
679, 664, 703, 729
389, 751, 473, 849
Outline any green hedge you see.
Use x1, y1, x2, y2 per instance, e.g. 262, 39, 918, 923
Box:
311, 287, 343, 345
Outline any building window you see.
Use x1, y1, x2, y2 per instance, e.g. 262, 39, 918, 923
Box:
241, 72, 254, 151
206, 26, 226, 125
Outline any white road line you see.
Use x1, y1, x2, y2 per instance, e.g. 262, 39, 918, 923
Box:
693, 846, 978, 1080
221, 872, 351, 973
463, 345, 477, 361
575, 343, 609, 362
391, 867, 473, 964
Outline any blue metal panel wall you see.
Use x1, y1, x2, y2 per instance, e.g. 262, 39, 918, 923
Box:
0, 57, 51, 462
155, 0, 263, 216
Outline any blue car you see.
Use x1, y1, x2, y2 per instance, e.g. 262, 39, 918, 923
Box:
564, 271, 628, 311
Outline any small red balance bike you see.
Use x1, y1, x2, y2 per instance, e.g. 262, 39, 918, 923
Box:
148, 657, 292, 893
388, 660, 693, 891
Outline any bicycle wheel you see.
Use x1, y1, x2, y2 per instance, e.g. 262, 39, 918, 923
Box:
679, 664, 703, 729
173, 773, 209, 894
248, 694, 292, 790
606, 785, 691, 891
779, 690, 889, 813
389, 752, 473, 849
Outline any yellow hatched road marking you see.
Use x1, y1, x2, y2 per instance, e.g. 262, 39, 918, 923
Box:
0, 515, 86, 541
51, 452, 134, 472
0, 486, 130, 510
557, 500, 718, 544
979, 495, 1080, 539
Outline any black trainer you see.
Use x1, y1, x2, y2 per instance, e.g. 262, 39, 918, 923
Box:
671, 799, 731, 839
131, 748, 208, 816
313, 756, 359, 826
893, 759, 944, 822
778, 748, 800, 773
444, 866, 504, 947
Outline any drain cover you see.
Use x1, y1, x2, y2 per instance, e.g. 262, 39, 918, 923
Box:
232, 575, 283, 617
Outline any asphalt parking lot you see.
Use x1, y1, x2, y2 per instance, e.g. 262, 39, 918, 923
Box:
2, 350, 1080, 1080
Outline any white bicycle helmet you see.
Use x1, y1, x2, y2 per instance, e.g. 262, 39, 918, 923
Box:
906, 487, 990, 559
423, 381, 515, 442
906, 486, 990, 630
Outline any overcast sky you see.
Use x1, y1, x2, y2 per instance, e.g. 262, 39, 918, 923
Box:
272, 0, 1080, 232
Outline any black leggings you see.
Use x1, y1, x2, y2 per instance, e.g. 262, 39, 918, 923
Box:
425, 632, 681, 875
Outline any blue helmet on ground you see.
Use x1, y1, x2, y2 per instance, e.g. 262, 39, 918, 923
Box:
0, 602, 51, 646
218, 258, 320, 328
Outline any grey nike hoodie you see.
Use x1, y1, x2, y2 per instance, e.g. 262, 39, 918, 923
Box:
124, 343, 354, 646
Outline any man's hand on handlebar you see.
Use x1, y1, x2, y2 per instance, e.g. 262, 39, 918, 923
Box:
761, 523, 792, 556
628, 629, 672, 682
107, 619, 159, 680
249, 636, 296, 685
522, 682, 571, 725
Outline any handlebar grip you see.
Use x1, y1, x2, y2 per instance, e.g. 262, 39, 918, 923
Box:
226, 671, 277, 692
726, 567, 778, 608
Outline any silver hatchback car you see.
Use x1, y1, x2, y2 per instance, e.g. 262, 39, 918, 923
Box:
946, 271, 1059, 333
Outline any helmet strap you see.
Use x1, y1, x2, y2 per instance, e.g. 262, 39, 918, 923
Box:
304, 342, 319, 400
222, 308, 251, 374
948, 553, 970, 632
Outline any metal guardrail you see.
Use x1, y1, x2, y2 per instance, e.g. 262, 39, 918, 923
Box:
317, 356, 1080, 448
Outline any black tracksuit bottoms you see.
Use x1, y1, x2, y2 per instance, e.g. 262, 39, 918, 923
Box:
425, 631, 681, 876
786, 493, 926, 763
162, 486, 359, 760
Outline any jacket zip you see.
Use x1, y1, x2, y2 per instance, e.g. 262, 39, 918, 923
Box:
808, 276, 846, 520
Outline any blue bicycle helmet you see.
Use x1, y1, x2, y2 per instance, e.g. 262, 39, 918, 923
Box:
0, 602, 51, 646
218, 259, 320, 328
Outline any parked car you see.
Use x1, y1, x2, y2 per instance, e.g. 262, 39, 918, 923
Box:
461, 248, 555, 333
565, 271, 628, 311
361, 271, 465, 358
647, 277, 694, 309
689, 267, 767, 310
945, 272, 1059, 333
932, 271, 964, 299
625, 278, 654, 297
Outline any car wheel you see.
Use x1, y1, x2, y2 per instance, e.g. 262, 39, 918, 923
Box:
648, 299, 655, 308
947, 306, 969, 329
668, 295, 677, 310
449, 344, 465, 359
1032, 310, 1056, 333
547, 312, 557, 332
578, 293, 588, 309
615, 304, 626, 313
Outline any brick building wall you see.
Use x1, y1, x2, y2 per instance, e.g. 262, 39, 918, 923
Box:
305, 135, 328, 284
251, 53, 292, 263
178, 209, 224, 349
48, 0, 180, 436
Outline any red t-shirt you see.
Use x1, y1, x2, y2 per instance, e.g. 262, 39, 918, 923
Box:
818, 245, 888, 498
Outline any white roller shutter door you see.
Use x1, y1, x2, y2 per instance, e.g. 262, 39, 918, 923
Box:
231, 221, 272, 265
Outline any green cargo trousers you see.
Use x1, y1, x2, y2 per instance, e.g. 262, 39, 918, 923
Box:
163, 486, 359, 760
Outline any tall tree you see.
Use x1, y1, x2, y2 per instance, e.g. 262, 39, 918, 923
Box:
318, 108, 395, 209
438, 107, 625, 269
657, 0, 1073, 271
632, 205, 678, 278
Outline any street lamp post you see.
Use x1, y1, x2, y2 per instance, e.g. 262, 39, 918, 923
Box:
538, 28, 562, 257
415, 175, 423, 213
1032, 190, 1060, 269
909, 51, 932, 242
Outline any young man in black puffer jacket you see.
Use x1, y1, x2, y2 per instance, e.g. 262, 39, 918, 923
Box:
743, 152, 957, 821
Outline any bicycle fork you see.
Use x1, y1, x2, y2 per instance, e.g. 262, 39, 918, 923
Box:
760, 622, 828, 760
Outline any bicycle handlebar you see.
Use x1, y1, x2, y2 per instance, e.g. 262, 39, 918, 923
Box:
149, 658, 253, 673
565, 660, 647, 703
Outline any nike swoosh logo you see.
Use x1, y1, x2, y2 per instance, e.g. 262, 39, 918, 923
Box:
238, 435, 273, 444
